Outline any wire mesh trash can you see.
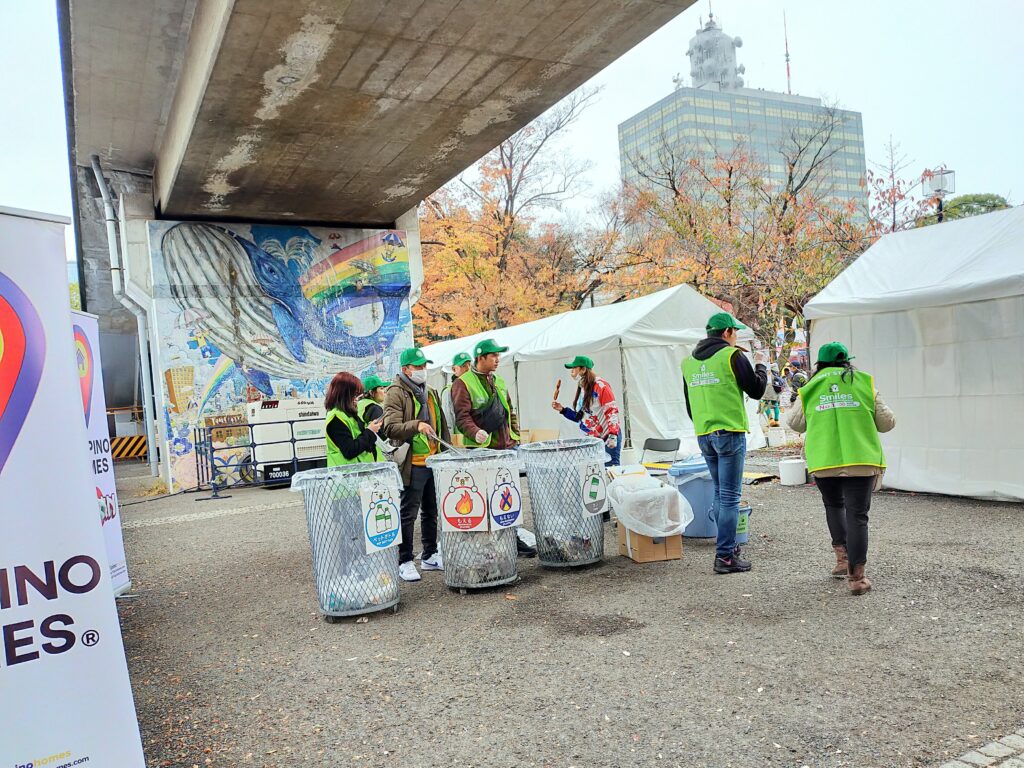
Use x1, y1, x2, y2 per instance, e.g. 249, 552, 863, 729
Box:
426, 449, 521, 591
519, 437, 606, 568
290, 463, 402, 620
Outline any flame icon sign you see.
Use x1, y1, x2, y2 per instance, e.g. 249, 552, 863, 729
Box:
454, 490, 474, 515
499, 487, 513, 511
0, 271, 46, 476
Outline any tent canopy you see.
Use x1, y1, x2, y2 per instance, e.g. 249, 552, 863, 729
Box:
805, 205, 1024, 320
423, 284, 765, 456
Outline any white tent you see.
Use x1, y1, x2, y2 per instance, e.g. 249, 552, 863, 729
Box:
804, 205, 1024, 501
424, 284, 767, 457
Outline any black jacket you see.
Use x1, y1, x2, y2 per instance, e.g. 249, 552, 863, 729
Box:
683, 338, 768, 419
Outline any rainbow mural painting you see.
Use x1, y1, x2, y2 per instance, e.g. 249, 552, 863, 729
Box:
148, 222, 415, 490
0, 270, 46, 476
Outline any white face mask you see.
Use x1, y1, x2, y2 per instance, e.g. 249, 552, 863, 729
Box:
408, 369, 427, 385
570, 368, 582, 381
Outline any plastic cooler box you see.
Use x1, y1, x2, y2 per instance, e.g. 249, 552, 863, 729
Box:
668, 457, 717, 538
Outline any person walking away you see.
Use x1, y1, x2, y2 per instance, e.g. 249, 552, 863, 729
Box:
324, 372, 383, 466
787, 364, 809, 405
452, 339, 537, 557
358, 375, 389, 424
441, 352, 471, 437
382, 347, 449, 582
682, 312, 768, 574
786, 342, 895, 595
552, 355, 622, 467
762, 364, 783, 426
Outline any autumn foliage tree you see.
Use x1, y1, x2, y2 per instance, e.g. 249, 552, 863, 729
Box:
414, 88, 653, 341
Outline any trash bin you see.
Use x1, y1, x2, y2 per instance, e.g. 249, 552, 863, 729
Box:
426, 449, 521, 591
519, 437, 607, 568
668, 456, 716, 538
290, 463, 403, 621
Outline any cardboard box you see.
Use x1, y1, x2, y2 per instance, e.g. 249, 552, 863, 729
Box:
617, 527, 683, 563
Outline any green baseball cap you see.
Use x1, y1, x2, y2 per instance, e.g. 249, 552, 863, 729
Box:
452, 352, 471, 367
361, 374, 389, 392
564, 355, 594, 370
473, 338, 508, 358
817, 342, 855, 364
706, 311, 747, 331
399, 347, 432, 366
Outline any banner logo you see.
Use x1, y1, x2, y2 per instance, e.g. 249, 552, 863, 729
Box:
0, 271, 46, 476
73, 324, 94, 426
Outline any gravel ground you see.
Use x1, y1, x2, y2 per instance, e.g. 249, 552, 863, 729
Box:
114, 462, 1023, 768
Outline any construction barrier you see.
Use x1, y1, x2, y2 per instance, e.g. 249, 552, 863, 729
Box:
111, 434, 148, 460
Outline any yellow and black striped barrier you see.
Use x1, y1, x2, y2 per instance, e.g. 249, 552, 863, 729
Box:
111, 435, 148, 460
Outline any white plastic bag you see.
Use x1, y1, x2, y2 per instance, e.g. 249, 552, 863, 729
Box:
607, 476, 693, 538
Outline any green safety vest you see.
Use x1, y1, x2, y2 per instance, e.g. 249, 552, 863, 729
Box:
411, 390, 442, 457
682, 347, 749, 435
457, 369, 518, 448
325, 407, 381, 467
800, 369, 885, 474
357, 397, 378, 422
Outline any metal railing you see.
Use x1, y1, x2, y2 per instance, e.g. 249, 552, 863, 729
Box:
192, 416, 326, 499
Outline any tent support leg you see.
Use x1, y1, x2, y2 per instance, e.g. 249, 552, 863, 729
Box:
618, 339, 631, 449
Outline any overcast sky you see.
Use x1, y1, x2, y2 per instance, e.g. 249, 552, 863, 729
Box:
1, 0, 1021, 225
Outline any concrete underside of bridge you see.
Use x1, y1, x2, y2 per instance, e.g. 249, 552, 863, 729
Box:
66, 0, 693, 226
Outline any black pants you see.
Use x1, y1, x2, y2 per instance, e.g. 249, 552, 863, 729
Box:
814, 475, 875, 567
399, 465, 438, 564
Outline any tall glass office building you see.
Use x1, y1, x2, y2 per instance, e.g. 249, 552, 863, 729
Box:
618, 15, 867, 206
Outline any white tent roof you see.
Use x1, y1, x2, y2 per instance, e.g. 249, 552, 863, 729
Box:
424, 284, 729, 367
805, 205, 1024, 320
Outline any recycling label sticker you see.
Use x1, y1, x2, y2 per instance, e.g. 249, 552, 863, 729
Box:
438, 467, 489, 532
486, 465, 523, 528
359, 478, 402, 554
578, 462, 608, 517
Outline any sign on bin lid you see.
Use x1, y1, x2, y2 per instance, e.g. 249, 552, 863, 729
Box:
668, 456, 708, 476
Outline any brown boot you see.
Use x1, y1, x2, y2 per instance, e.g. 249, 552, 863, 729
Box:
831, 545, 848, 579
847, 563, 872, 596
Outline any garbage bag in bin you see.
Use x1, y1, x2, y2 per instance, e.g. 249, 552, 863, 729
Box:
519, 437, 607, 568
291, 463, 402, 619
607, 475, 693, 538
426, 449, 522, 590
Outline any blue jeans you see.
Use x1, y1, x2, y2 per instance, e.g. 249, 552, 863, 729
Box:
697, 430, 746, 559
604, 434, 621, 467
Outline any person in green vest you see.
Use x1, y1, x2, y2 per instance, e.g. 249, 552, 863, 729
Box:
451, 339, 520, 450
786, 342, 896, 595
359, 374, 389, 424
682, 312, 769, 574
441, 352, 472, 432
324, 371, 383, 467
451, 339, 537, 557
381, 347, 449, 582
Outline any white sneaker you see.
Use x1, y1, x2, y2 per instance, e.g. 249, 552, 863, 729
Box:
398, 561, 421, 582
420, 552, 444, 571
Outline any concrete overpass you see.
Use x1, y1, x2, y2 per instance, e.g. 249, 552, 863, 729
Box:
60, 0, 692, 482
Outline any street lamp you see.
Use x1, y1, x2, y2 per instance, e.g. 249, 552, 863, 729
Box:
922, 168, 955, 222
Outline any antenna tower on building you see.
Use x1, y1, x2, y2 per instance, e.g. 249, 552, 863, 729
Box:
784, 11, 792, 95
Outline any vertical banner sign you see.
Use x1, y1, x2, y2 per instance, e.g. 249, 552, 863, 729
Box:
438, 467, 488, 532
578, 461, 609, 517
486, 465, 523, 528
0, 209, 145, 766
359, 477, 402, 554
72, 311, 131, 594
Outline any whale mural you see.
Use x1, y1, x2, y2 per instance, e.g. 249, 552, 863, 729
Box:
148, 221, 414, 489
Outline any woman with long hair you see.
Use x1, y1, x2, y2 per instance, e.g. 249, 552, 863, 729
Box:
552, 355, 622, 466
786, 343, 896, 595
324, 372, 383, 466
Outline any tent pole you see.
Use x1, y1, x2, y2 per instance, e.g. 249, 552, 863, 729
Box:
618, 339, 631, 449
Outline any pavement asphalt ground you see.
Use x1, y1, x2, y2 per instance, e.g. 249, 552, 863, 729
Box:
113, 457, 1023, 768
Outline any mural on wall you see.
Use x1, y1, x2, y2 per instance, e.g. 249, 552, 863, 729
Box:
148, 221, 414, 489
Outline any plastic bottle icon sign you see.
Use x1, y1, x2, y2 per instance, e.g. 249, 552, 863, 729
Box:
580, 463, 607, 517
362, 483, 401, 553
